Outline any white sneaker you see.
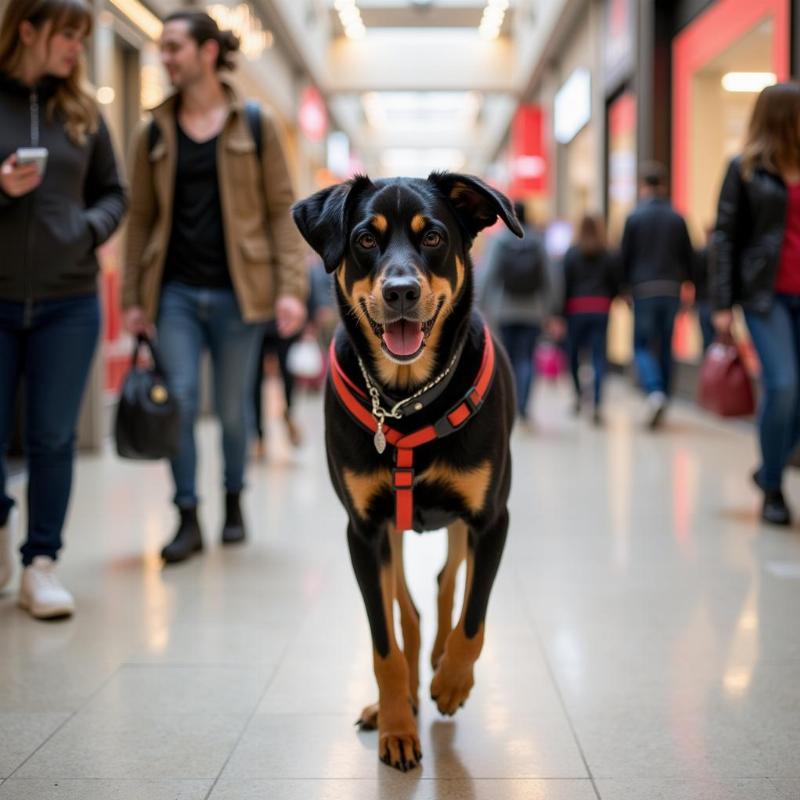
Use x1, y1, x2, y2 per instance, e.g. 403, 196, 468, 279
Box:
18, 556, 75, 619
0, 507, 18, 592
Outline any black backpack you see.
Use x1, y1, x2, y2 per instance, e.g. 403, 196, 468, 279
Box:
148, 100, 263, 161
496, 234, 545, 296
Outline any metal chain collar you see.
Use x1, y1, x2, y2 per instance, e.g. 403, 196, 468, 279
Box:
355, 351, 460, 454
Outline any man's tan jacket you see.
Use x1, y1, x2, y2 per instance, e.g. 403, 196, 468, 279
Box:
122, 82, 307, 323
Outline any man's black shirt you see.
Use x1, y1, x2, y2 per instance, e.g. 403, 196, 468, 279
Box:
163, 122, 231, 289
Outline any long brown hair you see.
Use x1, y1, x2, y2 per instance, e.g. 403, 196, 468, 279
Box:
0, 0, 97, 146
575, 214, 606, 257
741, 81, 800, 180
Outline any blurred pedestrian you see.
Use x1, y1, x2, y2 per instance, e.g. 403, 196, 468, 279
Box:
252, 320, 302, 459
0, 0, 127, 618
561, 215, 620, 424
692, 227, 716, 351
711, 82, 800, 526
621, 162, 694, 428
122, 11, 306, 563
478, 201, 551, 422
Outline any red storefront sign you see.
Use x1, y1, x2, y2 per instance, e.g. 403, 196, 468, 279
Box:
509, 105, 547, 199
299, 85, 328, 142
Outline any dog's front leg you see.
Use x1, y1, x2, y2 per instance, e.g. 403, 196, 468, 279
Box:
430, 508, 509, 716
348, 522, 422, 771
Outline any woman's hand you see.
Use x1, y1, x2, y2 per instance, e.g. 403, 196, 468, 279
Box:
713, 309, 733, 334
124, 306, 155, 338
0, 154, 41, 197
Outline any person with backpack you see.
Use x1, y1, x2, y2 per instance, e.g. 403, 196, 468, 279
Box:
621, 162, 694, 429
478, 201, 551, 422
122, 11, 306, 564
559, 215, 620, 424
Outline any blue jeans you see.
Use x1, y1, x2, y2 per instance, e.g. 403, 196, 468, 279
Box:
567, 312, 609, 407
499, 323, 540, 418
633, 296, 680, 396
744, 295, 800, 491
697, 301, 716, 352
157, 283, 266, 508
0, 294, 100, 565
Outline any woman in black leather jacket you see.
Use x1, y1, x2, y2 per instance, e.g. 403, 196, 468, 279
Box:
711, 81, 800, 525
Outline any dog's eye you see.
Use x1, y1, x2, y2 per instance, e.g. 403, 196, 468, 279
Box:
422, 231, 442, 248
357, 233, 377, 250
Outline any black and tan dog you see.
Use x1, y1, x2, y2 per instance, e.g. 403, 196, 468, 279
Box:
292, 173, 522, 771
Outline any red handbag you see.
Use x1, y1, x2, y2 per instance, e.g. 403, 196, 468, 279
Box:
697, 334, 755, 417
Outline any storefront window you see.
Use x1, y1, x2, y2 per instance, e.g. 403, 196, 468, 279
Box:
672, 0, 790, 364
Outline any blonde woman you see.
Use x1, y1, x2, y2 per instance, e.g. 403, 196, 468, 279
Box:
712, 82, 800, 526
0, 0, 127, 617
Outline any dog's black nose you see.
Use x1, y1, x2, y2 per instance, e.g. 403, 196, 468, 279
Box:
382, 277, 421, 314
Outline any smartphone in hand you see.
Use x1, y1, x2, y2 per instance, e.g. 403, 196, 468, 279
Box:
15, 147, 48, 176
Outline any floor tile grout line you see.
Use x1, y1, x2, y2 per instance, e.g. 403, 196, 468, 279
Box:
201, 548, 343, 800
5, 659, 126, 780
511, 567, 603, 800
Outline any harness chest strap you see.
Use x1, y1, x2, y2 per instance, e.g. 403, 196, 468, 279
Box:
329, 326, 496, 531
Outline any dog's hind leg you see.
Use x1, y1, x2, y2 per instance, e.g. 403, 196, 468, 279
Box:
430, 509, 508, 716
348, 522, 421, 771
431, 519, 468, 670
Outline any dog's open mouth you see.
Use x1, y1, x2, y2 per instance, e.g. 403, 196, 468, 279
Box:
361, 298, 444, 362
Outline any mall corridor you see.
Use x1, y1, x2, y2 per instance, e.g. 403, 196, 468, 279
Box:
1, 380, 799, 800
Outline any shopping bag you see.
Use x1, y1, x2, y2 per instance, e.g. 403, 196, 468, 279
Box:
697, 334, 755, 417
287, 336, 324, 380
114, 334, 181, 460
534, 340, 566, 380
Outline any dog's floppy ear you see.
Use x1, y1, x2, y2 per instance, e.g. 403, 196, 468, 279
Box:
292, 176, 373, 273
428, 172, 523, 241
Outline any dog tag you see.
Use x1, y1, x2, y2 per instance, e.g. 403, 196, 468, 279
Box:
374, 424, 386, 454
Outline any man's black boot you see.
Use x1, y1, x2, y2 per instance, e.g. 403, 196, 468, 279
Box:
763, 489, 792, 526
161, 507, 203, 564
221, 492, 247, 545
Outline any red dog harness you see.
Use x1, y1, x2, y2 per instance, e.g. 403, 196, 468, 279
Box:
329, 325, 496, 531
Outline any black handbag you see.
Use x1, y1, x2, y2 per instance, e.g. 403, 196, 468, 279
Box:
114, 334, 180, 460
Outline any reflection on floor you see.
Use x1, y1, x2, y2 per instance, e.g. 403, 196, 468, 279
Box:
1, 377, 800, 800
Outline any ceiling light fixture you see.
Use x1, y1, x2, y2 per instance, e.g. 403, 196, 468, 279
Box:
107, 0, 162, 40
479, 0, 508, 40
335, 0, 366, 40
721, 71, 776, 93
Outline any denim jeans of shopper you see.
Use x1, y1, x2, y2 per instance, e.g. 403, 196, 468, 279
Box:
157, 283, 266, 509
633, 296, 681, 396
499, 323, 540, 418
696, 302, 716, 352
744, 294, 800, 491
0, 294, 100, 564
567, 312, 609, 407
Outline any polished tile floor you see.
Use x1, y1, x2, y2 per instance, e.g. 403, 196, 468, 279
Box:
1, 377, 800, 799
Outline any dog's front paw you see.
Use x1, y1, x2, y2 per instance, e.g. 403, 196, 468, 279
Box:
430, 654, 474, 716
379, 728, 422, 772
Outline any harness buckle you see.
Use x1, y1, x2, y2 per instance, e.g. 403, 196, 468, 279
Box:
434, 386, 480, 437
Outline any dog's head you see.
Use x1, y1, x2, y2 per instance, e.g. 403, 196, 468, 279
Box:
293, 173, 522, 388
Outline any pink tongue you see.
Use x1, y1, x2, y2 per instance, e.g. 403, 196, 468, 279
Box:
382, 320, 424, 357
